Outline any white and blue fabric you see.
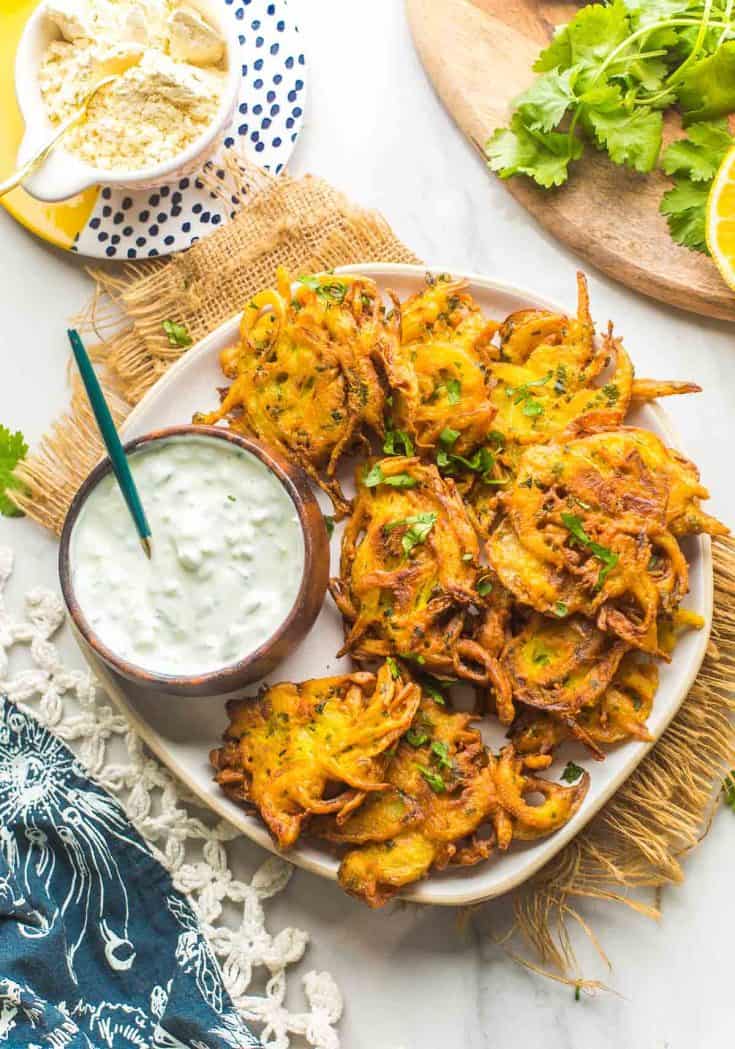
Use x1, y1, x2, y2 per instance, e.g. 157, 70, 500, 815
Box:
0, 695, 260, 1048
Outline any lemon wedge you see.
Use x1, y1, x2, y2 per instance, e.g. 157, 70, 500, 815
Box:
706, 144, 735, 290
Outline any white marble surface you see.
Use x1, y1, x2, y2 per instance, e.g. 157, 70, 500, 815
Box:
1, 2, 733, 1046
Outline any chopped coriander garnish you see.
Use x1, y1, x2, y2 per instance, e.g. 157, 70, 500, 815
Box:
227, 494, 237, 502
430, 740, 452, 770
560, 512, 619, 588
439, 427, 460, 448
363, 464, 417, 489
416, 764, 446, 793
421, 675, 447, 705
162, 319, 192, 348
561, 761, 585, 784
477, 577, 493, 597
406, 728, 430, 748
446, 378, 462, 404
386, 656, 400, 680
386, 511, 437, 557
553, 601, 568, 618
383, 428, 414, 456
323, 515, 335, 539
522, 397, 544, 417
298, 274, 348, 304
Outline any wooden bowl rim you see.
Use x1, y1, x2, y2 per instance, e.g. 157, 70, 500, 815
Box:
58, 424, 328, 696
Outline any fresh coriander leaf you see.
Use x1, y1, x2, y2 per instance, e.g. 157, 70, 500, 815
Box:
553, 601, 569, 618
446, 378, 462, 404
625, 0, 691, 26
515, 68, 579, 133
561, 760, 585, 783
477, 577, 493, 597
534, 0, 630, 84
386, 656, 400, 680
430, 740, 452, 769
486, 114, 584, 189
586, 105, 663, 173
162, 319, 192, 348
0, 426, 28, 517
406, 728, 429, 748
677, 41, 735, 125
415, 764, 446, 793
323, 515, 335, 539
660, 177, 710, 252
662, 120, 733, 182
383, 428, 414, 456
488, 430, 505, 447
439, 427, 460, 448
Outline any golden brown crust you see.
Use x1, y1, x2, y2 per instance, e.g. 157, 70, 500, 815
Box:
205, 268, 727, 906
210, 662, 421, 849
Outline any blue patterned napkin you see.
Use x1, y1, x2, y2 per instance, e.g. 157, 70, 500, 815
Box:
0, 696, 260, 1049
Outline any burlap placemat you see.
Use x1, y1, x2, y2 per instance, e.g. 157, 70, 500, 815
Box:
13, 163, 734, 983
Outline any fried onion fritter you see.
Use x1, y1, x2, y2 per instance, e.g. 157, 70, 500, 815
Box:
315, 696, 588, 906
195, 267, 392, 516
210, 662, 421, 849
378, 274, 499, 457
329, 455, 512, 714
487, 426, 726, 654
503, 613, 660, 757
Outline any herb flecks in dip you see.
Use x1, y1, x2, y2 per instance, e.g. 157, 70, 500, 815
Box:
70, 435, 305, 676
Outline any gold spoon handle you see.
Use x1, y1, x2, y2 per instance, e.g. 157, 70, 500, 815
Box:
0, 74, 120, 200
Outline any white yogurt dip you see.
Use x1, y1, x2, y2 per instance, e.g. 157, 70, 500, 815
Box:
70, 434, 305, 676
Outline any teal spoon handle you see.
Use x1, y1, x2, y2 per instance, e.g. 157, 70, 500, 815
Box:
67, 329, 152, 553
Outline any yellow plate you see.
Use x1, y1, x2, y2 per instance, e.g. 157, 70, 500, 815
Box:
0, 0, 99, 251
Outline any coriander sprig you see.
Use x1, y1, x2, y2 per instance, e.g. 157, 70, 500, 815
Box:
486, 0, 735, 251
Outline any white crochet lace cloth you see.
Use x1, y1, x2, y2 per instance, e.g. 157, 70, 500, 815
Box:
0, 545, 342, 1049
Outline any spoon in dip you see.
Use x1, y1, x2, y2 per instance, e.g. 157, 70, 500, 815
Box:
0, 52, 142, 199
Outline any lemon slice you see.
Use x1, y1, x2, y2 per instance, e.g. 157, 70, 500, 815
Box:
706, 144, 735, 290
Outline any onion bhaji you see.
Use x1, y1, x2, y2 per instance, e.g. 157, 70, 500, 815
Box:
487, 426, 727, 655
208, 269, 727, 906
315, 695, 589, 907
378, 274, 500, 457
210, 662, 421, 849
195, 267, 392, 516
328, 455, 512, 716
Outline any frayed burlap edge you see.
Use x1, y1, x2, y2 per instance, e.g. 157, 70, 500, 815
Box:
11, 161, 419, 530
10, 160, 734, 980
502, 535, 735, 980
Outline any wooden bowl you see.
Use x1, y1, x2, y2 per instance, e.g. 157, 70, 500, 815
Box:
58, 425, 330, 697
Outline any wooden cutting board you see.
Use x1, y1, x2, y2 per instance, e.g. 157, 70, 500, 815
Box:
406, 0, 735, 322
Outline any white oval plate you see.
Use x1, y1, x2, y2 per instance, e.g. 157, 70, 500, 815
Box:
77, 264, 713, 906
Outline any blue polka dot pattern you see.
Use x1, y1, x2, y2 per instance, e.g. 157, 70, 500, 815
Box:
72, 0, 306, 260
